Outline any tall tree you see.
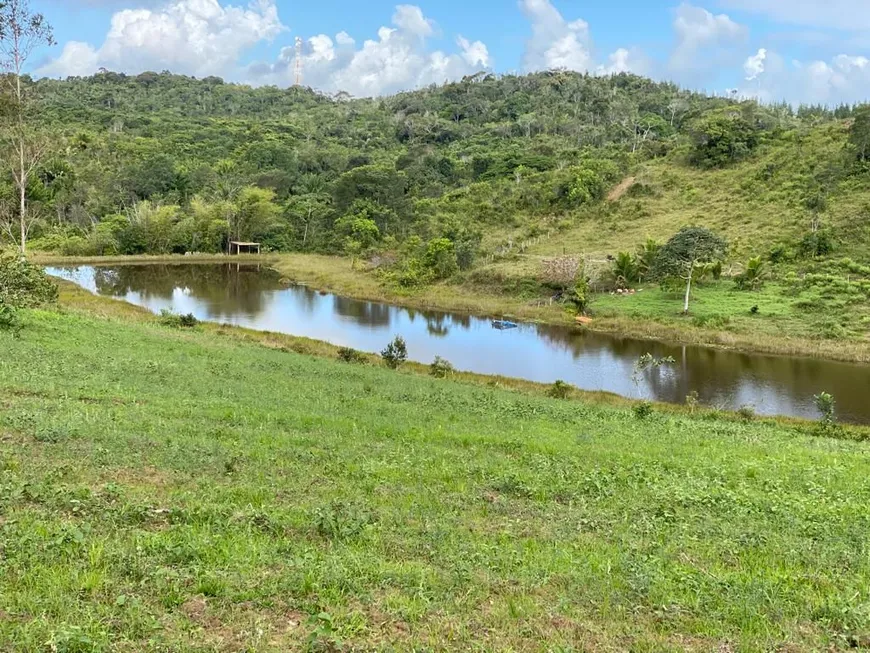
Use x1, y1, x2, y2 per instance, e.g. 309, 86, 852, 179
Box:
654, 227, 727, 314
0, 0, 54, 254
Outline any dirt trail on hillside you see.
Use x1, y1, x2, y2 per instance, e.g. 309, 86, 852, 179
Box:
607, 176, 636, 202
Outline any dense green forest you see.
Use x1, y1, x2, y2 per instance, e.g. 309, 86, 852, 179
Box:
6, 71, 866, 275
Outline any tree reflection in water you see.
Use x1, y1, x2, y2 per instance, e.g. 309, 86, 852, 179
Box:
91, 263, 284, 320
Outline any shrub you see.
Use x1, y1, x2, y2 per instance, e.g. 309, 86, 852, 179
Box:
633, 401, 654, 420
381, 335, 408, 369
337, 347, 367, 364
0, 255, 58, 308
768, 243, 793, 264
430, 356, 454, 379
613, 251, 638, 287
800, 230, 835, 258
814, 392, 837, 431
158, 310, 199, 328
735, 256, 766, 291
0, 302, 20, 334
547, 380, 572, 399
737, 405, 757, 422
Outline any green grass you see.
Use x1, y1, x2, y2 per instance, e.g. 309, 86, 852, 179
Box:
2, 302, 870, 651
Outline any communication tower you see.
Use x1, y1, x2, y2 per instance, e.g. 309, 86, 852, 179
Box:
294, 37, 303, 86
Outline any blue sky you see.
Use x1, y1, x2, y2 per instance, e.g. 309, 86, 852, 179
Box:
30, 0, 870, 104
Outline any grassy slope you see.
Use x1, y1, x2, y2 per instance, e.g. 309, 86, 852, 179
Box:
2, 298, 870, 650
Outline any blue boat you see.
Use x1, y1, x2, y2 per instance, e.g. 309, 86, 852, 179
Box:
491, 319, 518, 330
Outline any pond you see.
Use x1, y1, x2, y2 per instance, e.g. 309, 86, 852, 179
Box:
48, 263, 870, 424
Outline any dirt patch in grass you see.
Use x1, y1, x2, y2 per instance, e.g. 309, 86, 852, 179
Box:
607, 176, 636, 202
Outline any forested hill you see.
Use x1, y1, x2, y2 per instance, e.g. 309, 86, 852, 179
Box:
15, 70, 870, 283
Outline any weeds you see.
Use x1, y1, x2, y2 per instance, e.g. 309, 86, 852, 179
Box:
337, 347, 367, 364
313, 501, 374, 541
158, 310, 198, 328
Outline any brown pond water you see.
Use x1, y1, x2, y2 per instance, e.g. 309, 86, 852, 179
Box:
49, 263, 870, 424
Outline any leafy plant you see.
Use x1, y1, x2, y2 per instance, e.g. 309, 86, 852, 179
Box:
547, 380, 572, 399
313, 501, 373, 541
735, 256, 767, 291
0, 302, 20, 334
814, 392, 837, 431
633, 401, 654, 420
337, 347, 367, 364
613, 251, 638, 287
381, 335, 408, 369
636, 237, 661, 282
430, 356, 454, 379
0, 255, 58, 308
159, 310, 199, 328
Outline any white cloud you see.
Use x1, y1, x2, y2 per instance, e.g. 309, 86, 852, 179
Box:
456, 36, 491, 68
720, 0, 870, 31
670, 3, 747, 79
519, 0, 593, 72
744, 48, 767, 80
39, 0, 284, 78
740, 49, 870, 104
250, 5, 491, 97
392, 4, 434, 38
597, 48, 651, 77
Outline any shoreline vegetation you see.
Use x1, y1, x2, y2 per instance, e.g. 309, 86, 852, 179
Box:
36, 252, 870, 365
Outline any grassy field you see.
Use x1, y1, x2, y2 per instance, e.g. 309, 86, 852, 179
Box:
2, 291, 870, 651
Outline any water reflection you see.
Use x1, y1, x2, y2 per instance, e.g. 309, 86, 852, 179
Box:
49, 264, 870, 424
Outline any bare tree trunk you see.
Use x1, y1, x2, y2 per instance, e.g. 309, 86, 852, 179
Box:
683, 270, 693, 314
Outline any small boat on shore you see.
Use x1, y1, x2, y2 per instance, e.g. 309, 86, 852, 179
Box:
491, 319, 519, 330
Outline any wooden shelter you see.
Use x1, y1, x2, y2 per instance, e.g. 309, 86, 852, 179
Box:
229, 241, 261, 255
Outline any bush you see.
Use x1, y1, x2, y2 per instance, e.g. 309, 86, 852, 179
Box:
337, 347, 367, 364
737, 405, 757, 422
158, 310, 199, 328
547, 380, 572, 399
381, 335, 408, 369
633, 401, 654, 420
430, 356, 454, 378
814, 392, 837, 431
799, 230, 835, 258
735, 256, 766, 291
0, 255, 59, 308
0, 302, 20, 334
